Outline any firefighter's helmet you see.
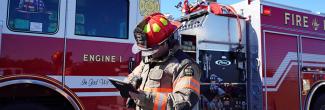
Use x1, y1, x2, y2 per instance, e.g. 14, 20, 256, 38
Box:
133, 13, 178, 56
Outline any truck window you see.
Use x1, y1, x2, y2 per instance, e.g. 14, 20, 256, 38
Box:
7, 0, 60, 34
75, 0, 129, 39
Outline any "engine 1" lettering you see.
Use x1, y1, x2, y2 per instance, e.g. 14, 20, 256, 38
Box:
83, 54, 122, 63
284, 12, 309, 28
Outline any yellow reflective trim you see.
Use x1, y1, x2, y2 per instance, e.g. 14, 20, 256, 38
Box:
152, 23, 161, 32
160, 18, 168, 26
143, 24, 151, 33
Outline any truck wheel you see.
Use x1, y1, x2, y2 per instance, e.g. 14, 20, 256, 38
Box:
1, 102, 50, 110
312, 94, 325, 110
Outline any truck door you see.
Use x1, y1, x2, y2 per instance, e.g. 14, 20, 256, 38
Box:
64, 0, 138, 109
300, 36, 325, 109
262, 31, 300, 110
1, 0, 65, 78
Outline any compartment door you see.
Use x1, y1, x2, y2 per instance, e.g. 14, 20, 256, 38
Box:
300, 37, 325, 108
263, 31, 300, 110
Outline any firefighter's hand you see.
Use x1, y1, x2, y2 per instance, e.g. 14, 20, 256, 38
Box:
129, 90, 146, 101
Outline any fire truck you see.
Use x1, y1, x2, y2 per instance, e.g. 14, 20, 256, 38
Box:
0, 0, 150, 109
1, 0, 325, 110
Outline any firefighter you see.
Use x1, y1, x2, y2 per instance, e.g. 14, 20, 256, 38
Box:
125, 13, 202, 110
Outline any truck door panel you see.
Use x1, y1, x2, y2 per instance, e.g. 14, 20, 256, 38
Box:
263, 31, 300, 110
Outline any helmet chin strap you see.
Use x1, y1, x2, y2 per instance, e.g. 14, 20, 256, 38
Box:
142, 37, 180, 64
143, 44, 178, 64
144, 51, 171, 64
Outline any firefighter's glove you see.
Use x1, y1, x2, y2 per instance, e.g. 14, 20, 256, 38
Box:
121, 75, 142, 98
125, 77, 142, 107
129, 90, 147, 101
129, 90, 152, 107
129, 90, 150, 107
129, 76, 142, 89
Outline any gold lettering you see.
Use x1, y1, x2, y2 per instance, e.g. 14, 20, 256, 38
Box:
111, 56, 116, 62
296, 15, 301, 27
101, 55, 105, 62
83, 54, 122, 63
95, 55, 101, 62
105, 56, 110, 62
83, 54, 88, 61
303, 16, 309, 28
89, 55, 95, 61
284, 12, 290, 25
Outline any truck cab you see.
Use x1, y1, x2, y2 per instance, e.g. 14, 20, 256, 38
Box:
0, 0, 160, 109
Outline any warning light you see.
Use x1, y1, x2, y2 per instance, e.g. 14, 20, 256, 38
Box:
262, 7, 271, 16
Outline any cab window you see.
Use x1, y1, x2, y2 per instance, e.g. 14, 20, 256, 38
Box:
7, 0, 60, 34
75, 0, 129, 39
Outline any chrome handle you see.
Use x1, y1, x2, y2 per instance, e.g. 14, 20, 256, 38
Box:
128, 57, 135, 73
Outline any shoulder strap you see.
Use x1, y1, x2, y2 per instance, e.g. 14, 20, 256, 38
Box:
173, 50, 193, 81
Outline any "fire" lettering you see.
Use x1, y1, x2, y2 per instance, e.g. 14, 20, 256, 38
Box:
284, 12, 308, 28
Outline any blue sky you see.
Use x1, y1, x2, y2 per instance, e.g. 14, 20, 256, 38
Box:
161, 0, 325, 19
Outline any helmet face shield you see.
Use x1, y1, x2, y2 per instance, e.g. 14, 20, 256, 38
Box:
133, 32, 176, 57
140, 46, 160, 56
134, 18, 149, 49
132, 43, 160, 56
133, 24, 160, 56
134, 27, 148, 49
133, 31, 161, 57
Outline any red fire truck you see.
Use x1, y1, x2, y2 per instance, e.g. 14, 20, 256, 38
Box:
233, 1, 325, 110
1, 0, 325, 110
0, 0, 153, 109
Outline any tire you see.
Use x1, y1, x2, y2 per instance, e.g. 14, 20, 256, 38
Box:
312, 94, 325, 110
1, 102, 50, 110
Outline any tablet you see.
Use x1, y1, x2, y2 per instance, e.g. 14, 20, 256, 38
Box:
108, 77, 138, 98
